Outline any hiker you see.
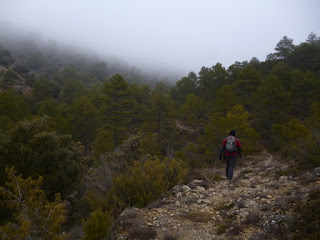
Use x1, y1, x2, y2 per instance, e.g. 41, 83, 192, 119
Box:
219, 130, 242, 180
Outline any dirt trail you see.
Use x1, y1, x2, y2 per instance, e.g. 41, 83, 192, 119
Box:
175, 120, 195, 132
114, 151, 320, 240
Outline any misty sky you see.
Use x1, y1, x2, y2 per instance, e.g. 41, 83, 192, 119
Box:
1, 0, 320, 77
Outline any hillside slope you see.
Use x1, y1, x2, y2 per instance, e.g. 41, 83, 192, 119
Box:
114, 151, 319, 240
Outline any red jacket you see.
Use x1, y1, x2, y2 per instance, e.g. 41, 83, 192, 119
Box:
221, 136, 241, 156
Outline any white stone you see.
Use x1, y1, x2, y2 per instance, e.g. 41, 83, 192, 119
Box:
181, 185, 191, 193
195, 186, 206, 192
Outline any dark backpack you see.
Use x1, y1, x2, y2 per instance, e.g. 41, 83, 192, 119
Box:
226, 136, 236, 153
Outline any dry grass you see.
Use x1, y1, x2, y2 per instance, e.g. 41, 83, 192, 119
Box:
216, 201, 235, 211
117, 208, 139, 230
146, 199, 170, 209
212, 173, 224, 181
216, 224, 228, 235
236, 201, 245, 209
163, 233, 178, 240
249, 232, 271, 240
183, 211, 213, 223
243, 212, 260, 225
128, 225, 157, 240
226, 224, 243, 236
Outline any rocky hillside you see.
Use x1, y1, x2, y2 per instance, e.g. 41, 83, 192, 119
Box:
113, 151, 320, 240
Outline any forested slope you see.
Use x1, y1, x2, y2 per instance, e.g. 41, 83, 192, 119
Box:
0, 33, 319, 239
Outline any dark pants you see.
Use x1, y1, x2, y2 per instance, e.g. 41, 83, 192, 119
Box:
225, 155, 236, 180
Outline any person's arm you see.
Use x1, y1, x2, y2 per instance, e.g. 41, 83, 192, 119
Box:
219, 139, 226, 160
236, 139, 242, 158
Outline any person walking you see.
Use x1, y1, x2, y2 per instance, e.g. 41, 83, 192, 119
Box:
219, 130, 242, 180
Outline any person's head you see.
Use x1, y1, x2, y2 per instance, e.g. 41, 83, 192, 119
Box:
230, 130, 236, 136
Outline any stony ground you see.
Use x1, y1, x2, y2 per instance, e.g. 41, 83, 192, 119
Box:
114, 151, 320, 240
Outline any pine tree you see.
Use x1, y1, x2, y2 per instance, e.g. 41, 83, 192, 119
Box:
149, 82, 175, 149
101, 74, 134, 148
252, 75, 292, 136
0, 167, 68, 240
234, 66, 262, 106
70, 96, 98, 152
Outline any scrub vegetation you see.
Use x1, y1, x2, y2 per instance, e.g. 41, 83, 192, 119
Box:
0, 33, 319, 239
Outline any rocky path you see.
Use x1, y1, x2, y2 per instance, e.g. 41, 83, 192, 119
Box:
114, 151, 320, 240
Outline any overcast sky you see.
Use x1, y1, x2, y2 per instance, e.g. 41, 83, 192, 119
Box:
1, 0, 320, 77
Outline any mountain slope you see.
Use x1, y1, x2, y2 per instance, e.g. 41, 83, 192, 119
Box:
114, 151, 319, 239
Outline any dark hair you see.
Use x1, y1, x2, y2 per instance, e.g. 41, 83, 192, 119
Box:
230, 130, 236, 136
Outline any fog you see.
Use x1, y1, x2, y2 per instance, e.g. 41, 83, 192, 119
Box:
1, 0, 320, 78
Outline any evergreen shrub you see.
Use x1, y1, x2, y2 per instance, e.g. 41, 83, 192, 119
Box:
82, 209, 113, 240
111, 157, 188, 208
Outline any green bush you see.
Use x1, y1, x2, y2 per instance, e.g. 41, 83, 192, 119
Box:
162, 157, 189, 189
0, 167, 68, 240
213, 173, 224, 181
303, 101, 320, 166
272, 119, 311, 159
271, 105, 320, 167
303, 137, 320, 167
176, 143, 209, 168
111, 157, 188, 208
140, 132, 160, 156
111, 159, 166, 208
82, 209, 113, 240
0, 117, 84, 200
293, 189, 320, 240
93, 130, 114, 157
